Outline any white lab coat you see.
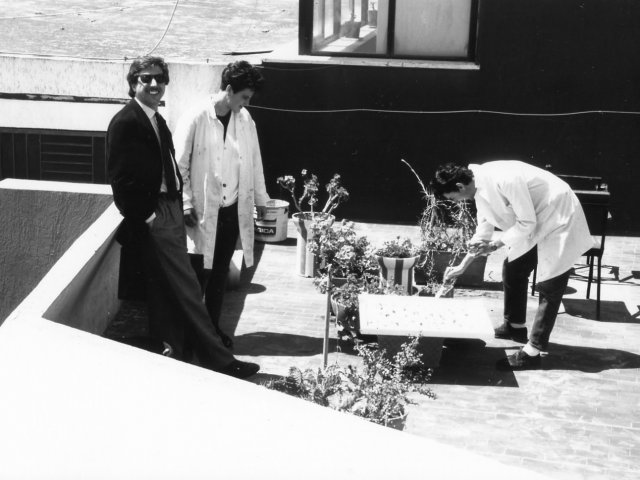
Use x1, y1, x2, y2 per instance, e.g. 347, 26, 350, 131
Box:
174, 98, 270, 269
470, 161, 596, 282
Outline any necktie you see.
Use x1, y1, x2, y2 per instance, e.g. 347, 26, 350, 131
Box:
155, 113, 177, 195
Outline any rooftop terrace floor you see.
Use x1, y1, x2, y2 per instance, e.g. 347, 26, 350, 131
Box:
106, 221, 640, 480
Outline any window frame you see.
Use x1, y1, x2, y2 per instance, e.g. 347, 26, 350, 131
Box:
299, 0, 480, 62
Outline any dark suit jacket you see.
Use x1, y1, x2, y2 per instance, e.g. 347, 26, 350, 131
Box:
107, 99, 183, 300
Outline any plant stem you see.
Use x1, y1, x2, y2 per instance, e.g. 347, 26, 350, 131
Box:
400, 158, 431, 199
322, 194, 337, 214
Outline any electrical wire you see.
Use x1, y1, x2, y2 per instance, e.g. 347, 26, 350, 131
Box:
146, 0, 181, 55
250, 105, 640, 117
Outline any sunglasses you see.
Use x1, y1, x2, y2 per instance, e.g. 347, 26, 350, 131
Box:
137, 73, 167, 84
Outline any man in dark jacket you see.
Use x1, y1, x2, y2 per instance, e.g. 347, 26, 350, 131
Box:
107, 55, 259, 379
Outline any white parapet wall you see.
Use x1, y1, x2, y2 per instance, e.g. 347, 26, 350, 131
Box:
0, 54, 227, 132
1, 179, 121, 333
0, 313, 553, 480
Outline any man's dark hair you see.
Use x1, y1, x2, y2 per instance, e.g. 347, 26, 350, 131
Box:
220, 60, 264, 93
126, 56, 170, 98
430, 163, 475, 198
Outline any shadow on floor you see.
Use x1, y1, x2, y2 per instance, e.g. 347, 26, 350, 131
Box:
429, 337, 640, 385
233, 331, 339, 356
431, 340, 519, 388
562, 298, 638, 323
542, 342, 640, 372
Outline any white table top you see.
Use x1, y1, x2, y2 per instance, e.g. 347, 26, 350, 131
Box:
358, 294, 494, 339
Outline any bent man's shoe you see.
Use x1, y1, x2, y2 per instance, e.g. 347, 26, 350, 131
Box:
220, 360, 260, 379
494, 322, 528, 343
497, 348, 541, 371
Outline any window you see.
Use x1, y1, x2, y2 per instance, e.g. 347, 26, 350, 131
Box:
300, 0, 478, 61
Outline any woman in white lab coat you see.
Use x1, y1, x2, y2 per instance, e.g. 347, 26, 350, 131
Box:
431, 161, 594, 370
174, 61, 270, 348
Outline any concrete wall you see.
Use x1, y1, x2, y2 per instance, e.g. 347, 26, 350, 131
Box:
0, 179, 117, 331
0, 54, 226, 132
42, 224, 120, 335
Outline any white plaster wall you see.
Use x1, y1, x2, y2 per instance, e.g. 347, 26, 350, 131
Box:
0, 55, 226, 132
0, 179, 116, 328
0, 99, 124, 131
42, 226, 121, 335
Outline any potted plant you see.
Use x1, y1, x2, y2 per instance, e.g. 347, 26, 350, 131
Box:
374, 236, 421, 294
277, 170, 350, 276
330, 274, 362, 337
264, 337, 436, 430
400, 159, 487, 289
309, 219, 379, 283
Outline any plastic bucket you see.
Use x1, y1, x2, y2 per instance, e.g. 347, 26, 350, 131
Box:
254, 199, 289, 243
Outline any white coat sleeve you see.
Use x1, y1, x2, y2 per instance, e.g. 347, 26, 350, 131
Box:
174, 112, 197, 211
498, 176, 537, 248
249, 119, 270, 206
471, 214, 495, 242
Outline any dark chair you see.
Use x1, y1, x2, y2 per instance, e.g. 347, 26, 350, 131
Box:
531, 189, 610, 319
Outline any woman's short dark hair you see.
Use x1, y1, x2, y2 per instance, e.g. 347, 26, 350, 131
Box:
430, 163, 475, 198
126, 56, 170, 98
220, 60, 264, 93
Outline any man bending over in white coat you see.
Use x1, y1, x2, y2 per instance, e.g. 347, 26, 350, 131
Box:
431, 161, 595, 370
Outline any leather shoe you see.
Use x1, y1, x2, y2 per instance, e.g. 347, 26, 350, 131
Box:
496, 348, 541, 371
494, 322, 528, 343
220, 360, 260, 379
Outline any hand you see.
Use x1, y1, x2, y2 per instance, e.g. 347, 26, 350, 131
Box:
468, 239, 501, 256
467, 239, 491, 255
255, 205, 267, 221
443, 265, 465, 283
184, 208, 198, 227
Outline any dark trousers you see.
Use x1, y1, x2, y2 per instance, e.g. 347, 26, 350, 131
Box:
142, 196, 234, 370
203, 202, 240, 329
502, 246, 571, 351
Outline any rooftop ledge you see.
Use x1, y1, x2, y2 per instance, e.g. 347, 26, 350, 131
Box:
263, 41, 480, 70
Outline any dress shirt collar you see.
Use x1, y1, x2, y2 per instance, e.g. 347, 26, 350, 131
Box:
134, 97, 157, 120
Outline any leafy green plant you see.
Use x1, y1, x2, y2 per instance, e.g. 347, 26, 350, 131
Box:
331, 274, 362, 312
374, 236, 418, 258
401, 159, 477, 285
264, 337, 436, 428
309, 219, 379, 280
